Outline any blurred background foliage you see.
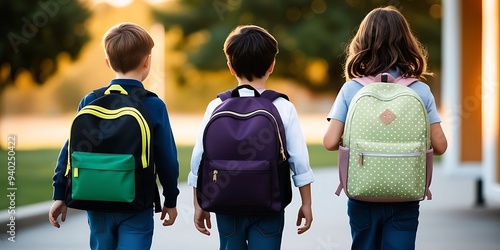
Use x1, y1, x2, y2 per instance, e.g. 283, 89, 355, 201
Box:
0, 0, 441, 115
0, 0, 443, 206
153, 0, 442, 93
0, 0, 91, 91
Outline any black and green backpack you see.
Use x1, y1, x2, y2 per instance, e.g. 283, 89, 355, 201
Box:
65, 84, 161, 212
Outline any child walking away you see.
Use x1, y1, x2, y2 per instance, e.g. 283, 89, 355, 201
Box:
323, 6, 447, 250
49, 22, 180, 250
189, 25, 314, 249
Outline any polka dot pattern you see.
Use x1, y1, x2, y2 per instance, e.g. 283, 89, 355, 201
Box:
343, 83, 430, 201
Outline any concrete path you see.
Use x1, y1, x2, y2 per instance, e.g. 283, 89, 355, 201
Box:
1, 167, 499, 250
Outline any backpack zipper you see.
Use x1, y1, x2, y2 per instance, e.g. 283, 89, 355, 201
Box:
213, 170, 218, 182
211, 110, 287, 161
358, 152, 422, 165
212, 169, 269, 183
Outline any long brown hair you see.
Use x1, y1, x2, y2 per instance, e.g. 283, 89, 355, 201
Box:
343, 6, 432, 81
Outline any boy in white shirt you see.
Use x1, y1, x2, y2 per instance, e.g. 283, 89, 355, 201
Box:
188, 25, 314, 249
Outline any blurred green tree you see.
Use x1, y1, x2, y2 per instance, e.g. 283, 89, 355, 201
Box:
0, 0, 91, 91
153, 0, 441, 92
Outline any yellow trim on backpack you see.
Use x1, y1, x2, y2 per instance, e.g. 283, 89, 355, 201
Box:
81, 106, 151, 168
69, 106, 151, 169
65, 162, 71, 177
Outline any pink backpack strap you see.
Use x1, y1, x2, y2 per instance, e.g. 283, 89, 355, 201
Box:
353, 73, 419, 86
352, 75, 377, 86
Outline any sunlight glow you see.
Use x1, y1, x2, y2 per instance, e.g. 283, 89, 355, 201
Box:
90, 0, 171, 7
92, 0, 133, 8
482, 0, 500, 196
482, 0, 499, 144
146, 0, 172, 4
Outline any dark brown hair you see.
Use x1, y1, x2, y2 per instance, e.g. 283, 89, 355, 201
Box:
102, 23, 154, 73
343, 6, 431, 81
223, 25, 278, 82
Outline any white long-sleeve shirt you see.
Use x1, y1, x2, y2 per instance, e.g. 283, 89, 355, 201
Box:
188, 88, 314, 188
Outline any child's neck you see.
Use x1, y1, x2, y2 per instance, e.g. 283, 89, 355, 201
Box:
237, 77, 267, 90
115, 70, 145, 82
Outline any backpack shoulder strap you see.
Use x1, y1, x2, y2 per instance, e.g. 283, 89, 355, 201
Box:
352, 76, 377, 86
92, 87, 107, 98
217, 90, 232, 101
393, 76, 419, 86
353, 73, 419, 87
129, 87, 158, 99
260, 90, 289, 102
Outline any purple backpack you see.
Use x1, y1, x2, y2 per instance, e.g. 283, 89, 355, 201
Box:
196, 85, 292, 214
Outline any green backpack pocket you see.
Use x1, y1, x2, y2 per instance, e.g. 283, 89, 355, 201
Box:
346, 141, 427, 201
71, 152, 135, 203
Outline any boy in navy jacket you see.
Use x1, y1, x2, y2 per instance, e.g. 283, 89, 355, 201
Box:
49, 22, 179, 250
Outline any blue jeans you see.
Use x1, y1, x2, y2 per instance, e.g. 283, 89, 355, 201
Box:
347, 199, 420, 250
215, 211, 285, 250
87, 208, 154, 250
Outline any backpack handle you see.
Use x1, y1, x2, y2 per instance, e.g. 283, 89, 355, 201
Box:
230, 84, 261, 97
94, 85, 158, 100
218, 85, 289, 102
353, 73, 418, 87
104, 85, 129, 95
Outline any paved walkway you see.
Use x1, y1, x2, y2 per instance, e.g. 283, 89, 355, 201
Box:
1, 167, 500, 250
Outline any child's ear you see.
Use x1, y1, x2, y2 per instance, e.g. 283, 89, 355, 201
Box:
105, 58, 111, 69
143, 54, 151, 69
267, 60, 275, 74
227, 61, 236, 75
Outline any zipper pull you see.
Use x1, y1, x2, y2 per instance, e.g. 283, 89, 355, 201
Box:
358, 153, 363, 166
280, 147, 287, 161
213, 170, 218, 183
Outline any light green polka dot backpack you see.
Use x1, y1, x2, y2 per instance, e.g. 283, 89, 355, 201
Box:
336, 73, 434, 202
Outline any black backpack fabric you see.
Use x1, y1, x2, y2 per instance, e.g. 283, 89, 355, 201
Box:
65, 85, 161, 212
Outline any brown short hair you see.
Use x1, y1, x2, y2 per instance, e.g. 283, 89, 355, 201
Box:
223, 25, 278, 82
343, 6, 431, 81
102, 23, 154, 73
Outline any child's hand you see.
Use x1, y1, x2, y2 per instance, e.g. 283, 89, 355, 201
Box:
296, 204, 313, 234
194, 207, 211, 236
161, 206, 178, 226
48, 200, 67, 228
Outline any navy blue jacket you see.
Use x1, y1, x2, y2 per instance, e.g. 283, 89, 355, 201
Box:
52, 79, 180, 208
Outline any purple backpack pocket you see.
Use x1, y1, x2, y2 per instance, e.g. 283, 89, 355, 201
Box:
198, 159, 274, 212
